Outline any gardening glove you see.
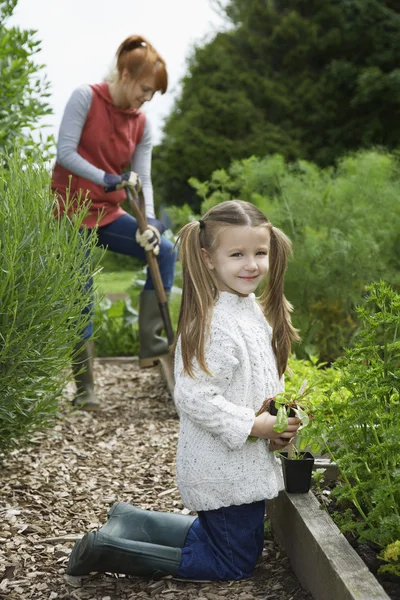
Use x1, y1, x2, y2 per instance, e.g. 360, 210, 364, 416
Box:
136, 224, 161, 256
147, 216, 166, 236
103, 171, 142, 195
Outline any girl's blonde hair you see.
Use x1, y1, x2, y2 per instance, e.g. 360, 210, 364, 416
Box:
175, 200, 299, 378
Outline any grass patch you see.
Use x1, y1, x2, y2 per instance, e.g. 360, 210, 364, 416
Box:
96, 270, 137, 296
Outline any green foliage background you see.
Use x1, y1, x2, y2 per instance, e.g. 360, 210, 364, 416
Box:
321, 282, 400, 548
153, 0, 400, 209
0, 0, 53, 156
169, 149, 400, 363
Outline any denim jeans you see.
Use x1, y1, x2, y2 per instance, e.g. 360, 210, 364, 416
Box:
176, 500, 266, 581
82, 213, 177, 339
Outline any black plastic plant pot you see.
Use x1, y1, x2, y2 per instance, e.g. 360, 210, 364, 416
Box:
268, 400, 296, 417
280, 451, 315, 494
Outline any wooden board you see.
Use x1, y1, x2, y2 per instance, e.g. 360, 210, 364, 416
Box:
268, 491, 390, 600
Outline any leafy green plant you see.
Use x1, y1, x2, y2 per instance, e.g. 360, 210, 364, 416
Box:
378, 541, 400, 577
0, 149, 100, 453
0, 0, 53, 157
247, 380, 313, 456
321, 281, 400, 547
93, 297, 139, 358
271, 380, 311, 433
246, 356, 338, 456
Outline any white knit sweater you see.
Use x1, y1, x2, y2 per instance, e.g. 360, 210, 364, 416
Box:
174, 291, 284, 511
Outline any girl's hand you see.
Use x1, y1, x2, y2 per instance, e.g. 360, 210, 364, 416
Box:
250, 412, 300, 442
269, 438, 293, 451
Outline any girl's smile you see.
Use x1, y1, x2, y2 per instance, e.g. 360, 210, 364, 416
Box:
202, 225, 270, 296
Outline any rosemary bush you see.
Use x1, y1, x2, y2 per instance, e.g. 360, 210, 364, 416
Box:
0, 151, 99, 453
322, 282, 400, 548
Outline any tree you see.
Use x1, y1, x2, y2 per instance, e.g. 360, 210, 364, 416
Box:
0, 0, 52, 155
153, 0, 400, 210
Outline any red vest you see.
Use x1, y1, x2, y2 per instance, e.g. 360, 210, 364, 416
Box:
52, 83, 146, 228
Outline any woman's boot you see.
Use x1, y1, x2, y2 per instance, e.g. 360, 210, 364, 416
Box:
67, 531, 182, 577
71, 340, 100, 411
138, 290, 175, 394
100, 501, 196, 547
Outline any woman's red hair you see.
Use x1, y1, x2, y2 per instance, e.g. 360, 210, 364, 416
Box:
116, 35, 168, 94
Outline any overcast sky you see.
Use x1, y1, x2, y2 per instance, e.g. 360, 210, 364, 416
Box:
10, 0, 226, 145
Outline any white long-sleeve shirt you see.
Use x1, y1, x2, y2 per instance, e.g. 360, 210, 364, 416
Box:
174, 291, 284, 511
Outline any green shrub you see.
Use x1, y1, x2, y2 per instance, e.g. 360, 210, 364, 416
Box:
0, 151, 99, 453
322, 282, 400, 547
187, 150, 400, 363
93, 297, 139, 357
284, 355, 340, 454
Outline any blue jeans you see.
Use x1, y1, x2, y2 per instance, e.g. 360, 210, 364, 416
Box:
176, 500, 266, 581
83, 213, 177, 339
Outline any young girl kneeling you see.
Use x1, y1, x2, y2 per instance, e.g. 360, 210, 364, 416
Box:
66, 200, 301, 581
173, 199, 300, 580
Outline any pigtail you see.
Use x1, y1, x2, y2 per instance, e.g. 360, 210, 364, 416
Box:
259, 225, 300, 377
175, 221, 216, 377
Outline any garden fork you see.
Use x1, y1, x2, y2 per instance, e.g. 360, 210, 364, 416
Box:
125, 186, 175, 346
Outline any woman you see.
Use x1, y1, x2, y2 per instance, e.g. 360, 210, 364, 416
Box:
52, 35, 176, 410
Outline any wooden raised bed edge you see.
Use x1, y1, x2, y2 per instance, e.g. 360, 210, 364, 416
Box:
268, 490, 390, 600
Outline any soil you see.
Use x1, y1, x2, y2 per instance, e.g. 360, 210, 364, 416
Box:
314, 484, 400, 600
0, 359, 312, 600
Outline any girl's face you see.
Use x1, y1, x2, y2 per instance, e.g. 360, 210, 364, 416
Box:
119, 69, 157, 109
202, 225, 270, 297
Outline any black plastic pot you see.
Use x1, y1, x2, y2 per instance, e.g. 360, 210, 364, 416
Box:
268, 400, 296, 417
280, 451, 315, 494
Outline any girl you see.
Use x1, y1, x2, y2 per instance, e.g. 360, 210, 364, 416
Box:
52, 35, 176, 410
66, 200, 300, 580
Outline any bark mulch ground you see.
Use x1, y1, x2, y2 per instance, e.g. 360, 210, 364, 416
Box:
0, 359, 312, 600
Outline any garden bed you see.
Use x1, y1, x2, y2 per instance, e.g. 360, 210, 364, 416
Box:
268, 489, 391, 600
269, 482, 400, 600
312, 478, 400, 600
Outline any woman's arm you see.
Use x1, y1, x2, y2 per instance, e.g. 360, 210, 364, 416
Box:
56, 85, 105, 185
131, 119, 155, 218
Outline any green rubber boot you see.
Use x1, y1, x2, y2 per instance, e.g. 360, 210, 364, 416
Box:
100, 501, 196, 547
138, 290, 170, 366
71, 340, 100, 411
138, 290, 174, 394
66, 530, 182, 577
